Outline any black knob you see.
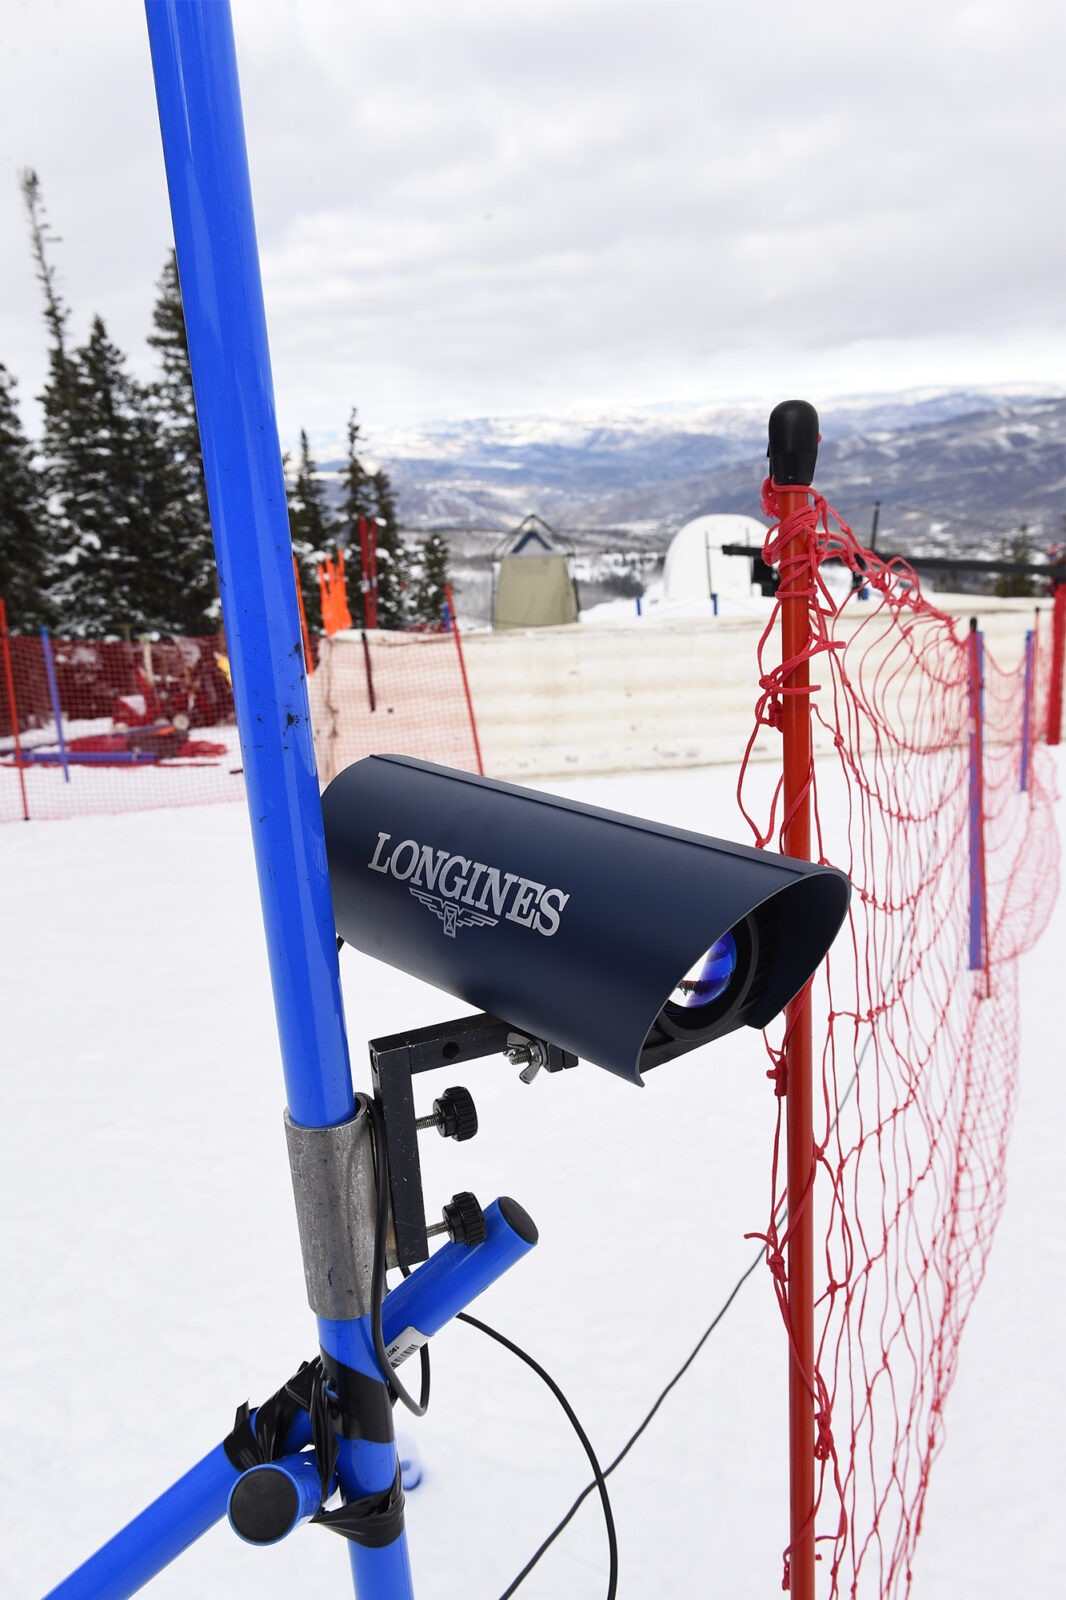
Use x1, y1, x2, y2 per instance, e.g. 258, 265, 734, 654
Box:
433, 1086, 478, 1141
767, 399, 819, 486
442, 1191, 486, 1246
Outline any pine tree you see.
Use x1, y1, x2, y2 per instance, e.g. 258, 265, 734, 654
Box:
993, 524, 1040, 598
0, 364, 53, 631
337, 408, 376, 626
20, 169, 71, 389
146, 250, 218, 632
46, 316, 199, 636
408, 532, 451, 627
285, 429, 335, 631
20, 168, 72, 603
371, 466, 409, 628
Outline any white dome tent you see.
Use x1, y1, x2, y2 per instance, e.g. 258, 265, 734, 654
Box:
662, 513, 770, 605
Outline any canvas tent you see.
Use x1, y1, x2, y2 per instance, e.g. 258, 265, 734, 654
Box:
492, 516, 580, 629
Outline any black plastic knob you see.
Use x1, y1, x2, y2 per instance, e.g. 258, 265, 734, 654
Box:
433, 1086, 478, 1142
767, 399, 819, 486
442, 1191, 486, 1246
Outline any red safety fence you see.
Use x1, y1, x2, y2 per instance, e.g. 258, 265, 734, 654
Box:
1, 615, 482, 823
309, 612, 483, 788
738, 484, 1061, 1596
0, 630, 243, 823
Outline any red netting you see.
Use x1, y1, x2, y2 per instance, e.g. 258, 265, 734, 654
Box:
738, 483, 1061, 1595
0, 633, 243, 823
309, 628, 483, 786
1, 625, 482, 822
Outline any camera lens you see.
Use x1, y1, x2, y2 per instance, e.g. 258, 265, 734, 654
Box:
668, 929, 738, 1011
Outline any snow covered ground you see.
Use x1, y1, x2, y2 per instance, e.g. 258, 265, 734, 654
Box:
2, 752, 1062, 1599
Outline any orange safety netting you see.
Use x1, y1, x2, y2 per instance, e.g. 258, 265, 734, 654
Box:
738, 483, 1060, 1595
309, 626, 483, 787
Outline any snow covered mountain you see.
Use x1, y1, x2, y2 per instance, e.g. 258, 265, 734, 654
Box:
327, 387, 1064, 556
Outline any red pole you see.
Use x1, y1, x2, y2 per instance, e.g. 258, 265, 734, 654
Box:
368, 521, 379, 630
0, 598, 30, 821
358, 517, 379, 630
769, 402, 820, 1600
1047, 582, 1065, 746
445, 583, 484, 776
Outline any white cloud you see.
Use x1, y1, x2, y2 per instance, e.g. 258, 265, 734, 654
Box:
0, 0, 1062, 448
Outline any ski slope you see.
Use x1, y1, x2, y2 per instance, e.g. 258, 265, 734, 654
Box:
2, 753, 1062, 1599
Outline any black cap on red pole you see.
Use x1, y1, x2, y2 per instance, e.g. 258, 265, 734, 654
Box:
768, 399, 819, 486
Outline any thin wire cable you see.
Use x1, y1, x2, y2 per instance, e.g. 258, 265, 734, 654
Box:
457, 1312, 618, 1600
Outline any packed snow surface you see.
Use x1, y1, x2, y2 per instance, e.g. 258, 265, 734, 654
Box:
2, 755, 1062, 1598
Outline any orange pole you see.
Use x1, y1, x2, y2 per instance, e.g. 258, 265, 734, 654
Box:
292, 555, 315, 676
768, 400, 820, 1600
0, 598, 30, 821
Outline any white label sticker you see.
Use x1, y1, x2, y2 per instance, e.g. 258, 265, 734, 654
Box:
386, 1325, 429, 1366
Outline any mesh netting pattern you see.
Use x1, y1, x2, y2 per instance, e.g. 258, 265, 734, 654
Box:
1, 626, 482, 823
738, 485, 1060, 1595
0, 634, 242, 823
309, 628, 483, 787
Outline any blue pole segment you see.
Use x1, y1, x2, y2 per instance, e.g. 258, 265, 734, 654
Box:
43, 1415, 314, 1600
317, 1198, 536, 1598
381, 1197, 538, 1352
40, 626, 71, 782
228, 1453, 325, 1544
143, 0, 353, 1131
1020, 627, 1034, 792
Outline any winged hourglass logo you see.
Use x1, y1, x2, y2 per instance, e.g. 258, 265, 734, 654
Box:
408, 890, 498, 939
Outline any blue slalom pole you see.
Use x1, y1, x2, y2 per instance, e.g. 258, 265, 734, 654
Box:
40, 626, 71, 782
144, 6, 412, 1597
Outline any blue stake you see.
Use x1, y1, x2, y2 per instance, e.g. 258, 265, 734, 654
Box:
40, 626, 71, 782
144, 5, 411, 1596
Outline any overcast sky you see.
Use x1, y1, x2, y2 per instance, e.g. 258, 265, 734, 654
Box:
1, 0, 1062, 453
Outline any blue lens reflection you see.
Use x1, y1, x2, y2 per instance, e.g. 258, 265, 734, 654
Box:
669, 930, 738, 1009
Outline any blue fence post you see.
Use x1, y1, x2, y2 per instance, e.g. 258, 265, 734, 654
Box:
40, 626, 71, 782
1020, 626, 1035, 792
144, 5, 413, 1597
968, 619, 987, 974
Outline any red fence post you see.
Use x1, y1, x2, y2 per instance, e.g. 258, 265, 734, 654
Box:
769, 402, 820, 1600
1047, 581, 1065, 746
445, 583, 484, 776
0, 599, 30, 822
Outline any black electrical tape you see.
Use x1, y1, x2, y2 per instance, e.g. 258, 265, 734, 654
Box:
320, 1351, 396, 1444
312, 1465, 406, 1548
223, 1359, 322, 1471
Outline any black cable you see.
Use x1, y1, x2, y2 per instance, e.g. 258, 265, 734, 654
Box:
365, 1094, 430, 1417
483, 1012, 881, 1589
457, 1312, 618, 1600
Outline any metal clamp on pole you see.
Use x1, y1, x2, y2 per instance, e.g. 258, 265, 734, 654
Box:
285, 1101, 378, 1322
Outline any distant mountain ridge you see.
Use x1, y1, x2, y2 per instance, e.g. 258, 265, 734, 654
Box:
318, 387, 1064, 555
